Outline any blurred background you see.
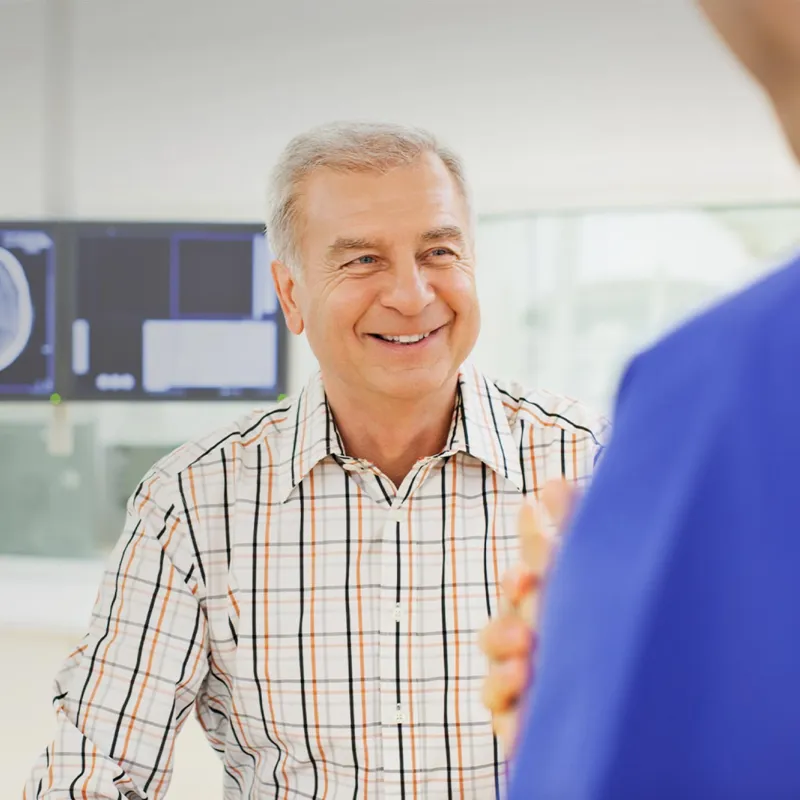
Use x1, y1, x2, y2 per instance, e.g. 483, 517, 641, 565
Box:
1, 0, 799, 795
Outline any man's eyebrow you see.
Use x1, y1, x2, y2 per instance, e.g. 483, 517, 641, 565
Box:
326, 227, 466, 259
326, 237, 379, 259
420, 226, 467, 245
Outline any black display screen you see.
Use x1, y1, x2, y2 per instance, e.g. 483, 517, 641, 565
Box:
69, 225, 284, 399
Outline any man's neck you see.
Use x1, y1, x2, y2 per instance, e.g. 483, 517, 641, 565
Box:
322, 373, 459, 489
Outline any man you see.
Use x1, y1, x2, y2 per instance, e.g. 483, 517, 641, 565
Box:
481, 1, 800, 797
24, 122, 605, 798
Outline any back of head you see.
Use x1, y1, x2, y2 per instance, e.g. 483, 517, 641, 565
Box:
698, 0, 800, 160
266, 121, 471, 275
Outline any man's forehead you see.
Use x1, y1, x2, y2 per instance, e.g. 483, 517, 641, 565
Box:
304, 193, 467, 249
302, 158, 463, 213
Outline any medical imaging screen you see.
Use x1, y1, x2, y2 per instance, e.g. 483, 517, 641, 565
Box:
0, 228, 56, 397
70, 226, 284, 399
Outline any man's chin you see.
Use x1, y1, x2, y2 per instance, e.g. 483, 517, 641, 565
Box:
368, 365, 458, 402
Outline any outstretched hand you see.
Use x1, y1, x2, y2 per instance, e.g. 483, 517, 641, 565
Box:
478, 481, 575, 754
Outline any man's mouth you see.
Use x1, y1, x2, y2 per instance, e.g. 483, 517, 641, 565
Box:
368, 326, 442, 345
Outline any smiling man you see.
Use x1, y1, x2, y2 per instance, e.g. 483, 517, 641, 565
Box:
24, 122, 606, 799
269, 146, 484, 489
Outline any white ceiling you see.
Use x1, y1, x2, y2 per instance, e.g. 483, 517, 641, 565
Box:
1, 0, 798, 218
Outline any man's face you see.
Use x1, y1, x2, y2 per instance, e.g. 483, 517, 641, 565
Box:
273, 152, 480, 404
698, 0, 800, 159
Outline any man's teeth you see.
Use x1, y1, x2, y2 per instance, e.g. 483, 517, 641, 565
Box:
377, 332, 431, 344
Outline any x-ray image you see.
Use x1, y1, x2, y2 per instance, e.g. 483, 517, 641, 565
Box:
0, 246, 34, 372
0, 229, 56, 397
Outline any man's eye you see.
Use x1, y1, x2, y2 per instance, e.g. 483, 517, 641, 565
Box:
350, 255, 377, 266
429, 248, 455, 258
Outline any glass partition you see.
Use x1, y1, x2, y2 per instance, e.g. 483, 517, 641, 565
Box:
474, 205, 800, 412
0, 402, 254, 563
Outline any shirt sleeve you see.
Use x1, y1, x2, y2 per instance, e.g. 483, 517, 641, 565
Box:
23, 476, 209, 800
507, 322, 800, 799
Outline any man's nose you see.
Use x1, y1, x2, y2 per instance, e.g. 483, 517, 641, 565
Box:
381, 259, 436, 316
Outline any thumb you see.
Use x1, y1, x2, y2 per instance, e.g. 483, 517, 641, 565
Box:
517, 501, 552, 576
540, 479, 576, 530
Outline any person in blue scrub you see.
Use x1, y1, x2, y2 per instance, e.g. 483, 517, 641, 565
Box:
480, 1, 800, 797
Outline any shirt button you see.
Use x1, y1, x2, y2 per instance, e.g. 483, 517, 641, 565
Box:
395, 703, 405, 724
394, 603, 402, 623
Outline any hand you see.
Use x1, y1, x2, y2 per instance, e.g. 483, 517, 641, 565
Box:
479, 480, 575, 755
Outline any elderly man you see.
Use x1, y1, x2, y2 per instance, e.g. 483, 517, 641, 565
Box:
483, 1, 800, 797
24, 123, 605, 799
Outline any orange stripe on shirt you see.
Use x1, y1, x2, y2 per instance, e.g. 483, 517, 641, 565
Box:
187, 465, 201, 528
503, 402, 580, 433
135, 475, 159, 516
262, 434, 293, 797
406, 496, 420, 799
356, 485, 370, 800
228, 585, 240, 619
307, 469, 330, 799
528, 424, 540, 497
298, 391, 310, 481
81, 746, 97, 799
119, 562, 177, 765
490, 470, 502, 606
80, 525, 149, 730
449, 461, 466, 799
240, 415, 287, 448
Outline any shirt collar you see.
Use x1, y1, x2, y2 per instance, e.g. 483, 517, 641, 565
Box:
278, 371, 345, 503
278, 363, 523, 502
447, 362, 524, 491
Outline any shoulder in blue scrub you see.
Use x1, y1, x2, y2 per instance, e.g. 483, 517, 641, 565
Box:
508, 255, 800, 800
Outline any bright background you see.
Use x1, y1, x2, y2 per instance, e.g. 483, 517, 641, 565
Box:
2, 0, 799, 795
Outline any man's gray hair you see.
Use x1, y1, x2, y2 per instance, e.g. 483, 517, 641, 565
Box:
266, 121, 472, 274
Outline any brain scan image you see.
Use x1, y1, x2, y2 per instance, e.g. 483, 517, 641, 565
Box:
0, 229, 56, 397
0, 246, 34, 373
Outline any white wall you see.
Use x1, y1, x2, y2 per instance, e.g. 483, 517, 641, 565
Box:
1, 1, 48, 216
3, 0, 800, 222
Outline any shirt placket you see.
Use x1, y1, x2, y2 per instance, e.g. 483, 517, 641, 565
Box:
340, 458, 401, 797
340, 454, 450, 799
380, 501, 405, 798
385, 457, 449, 799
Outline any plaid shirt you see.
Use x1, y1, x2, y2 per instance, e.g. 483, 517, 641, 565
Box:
24, 363, 606, 800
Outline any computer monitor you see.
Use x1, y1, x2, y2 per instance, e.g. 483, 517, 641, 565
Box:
0, 225, 57, 399
67, 223, 287, 400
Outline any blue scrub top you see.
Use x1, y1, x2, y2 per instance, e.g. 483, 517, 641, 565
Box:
508, 255, 800, 799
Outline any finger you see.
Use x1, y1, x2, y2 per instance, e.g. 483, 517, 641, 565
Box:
500, 564, 538, 608
541, 479, 576, 529
518, 502, 554, 579
478, 615, 532, 659
481, 657, 529, 714
492, 708, 520, 756
517, 586, 539, 629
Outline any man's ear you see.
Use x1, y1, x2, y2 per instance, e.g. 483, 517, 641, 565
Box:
272, 260, 304, 335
